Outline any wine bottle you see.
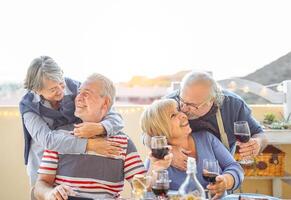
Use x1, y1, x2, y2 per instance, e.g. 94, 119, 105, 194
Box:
178, 157, 206, 199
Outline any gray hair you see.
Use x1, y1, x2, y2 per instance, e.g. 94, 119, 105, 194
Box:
24, 56, 63, 91
86, 73, 116, 108
181, 71, 225, 106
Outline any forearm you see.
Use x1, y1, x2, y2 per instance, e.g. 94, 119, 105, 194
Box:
43, 131, 87, 154
252, 132, 268, 152
24, 112, 87, 154
34, 180, 53, 200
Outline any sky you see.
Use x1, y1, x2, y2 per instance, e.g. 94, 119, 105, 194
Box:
0, 0, 291, 83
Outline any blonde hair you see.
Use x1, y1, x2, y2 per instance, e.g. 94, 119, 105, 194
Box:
140, 99, 177, 140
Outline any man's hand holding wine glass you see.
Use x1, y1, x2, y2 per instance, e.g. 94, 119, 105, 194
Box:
237, 137, 261, 159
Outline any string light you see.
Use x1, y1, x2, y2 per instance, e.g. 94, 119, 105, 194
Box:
0, 111, 20, 117
0, 107, 144, 118
259, 87, 268, 97
117, 107, 145, 114
228, 81, 237, 91
242, 86, 249, 93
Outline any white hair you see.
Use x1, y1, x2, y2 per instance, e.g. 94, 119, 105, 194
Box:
86, 73, 116, 108
181, 71, 225, 106
24, 56, 63, 91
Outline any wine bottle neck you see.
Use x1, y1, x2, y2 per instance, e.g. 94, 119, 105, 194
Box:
186, 167, 197, 174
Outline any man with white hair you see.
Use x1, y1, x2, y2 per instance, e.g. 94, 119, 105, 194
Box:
34, 73, 146, 200
167, 71, 267, 171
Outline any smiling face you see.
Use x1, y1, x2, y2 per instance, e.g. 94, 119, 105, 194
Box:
37, 77, 65, 103
141, 99, 192, 143
74, 80, 109, 123
179, 80, 214, 119
168, 103, 192, 140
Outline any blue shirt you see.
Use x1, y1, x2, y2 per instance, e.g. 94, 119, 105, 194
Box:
146, 131, 244, 192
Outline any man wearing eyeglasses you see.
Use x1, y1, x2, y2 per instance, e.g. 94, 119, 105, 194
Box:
166, 71, 268, 171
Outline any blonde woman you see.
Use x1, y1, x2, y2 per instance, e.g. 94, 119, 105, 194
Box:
141, 99, 244, 199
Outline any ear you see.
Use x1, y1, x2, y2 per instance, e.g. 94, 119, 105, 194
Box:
101, 97, 111, 115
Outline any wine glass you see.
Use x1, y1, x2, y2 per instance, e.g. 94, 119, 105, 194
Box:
202, 159, 220, 200
202, 159, 220, 184
151, 136, 169, 159
234, 121, 254, 165
151, 170, 170, 199
132, 174, 152, 200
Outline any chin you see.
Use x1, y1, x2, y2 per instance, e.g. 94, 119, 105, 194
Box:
188, 126, 192, 133
54, 95, 64, 102
74, 111, 82, 118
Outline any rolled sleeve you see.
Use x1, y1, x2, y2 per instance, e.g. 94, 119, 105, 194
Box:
101, 107, 124, 136
223, 165, 244, 190
100, 120, 114, 136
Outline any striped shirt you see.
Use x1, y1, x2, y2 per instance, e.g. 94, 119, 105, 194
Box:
38, 134, 146, 198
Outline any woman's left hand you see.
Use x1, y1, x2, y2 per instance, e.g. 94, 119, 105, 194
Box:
207, 175, 227, 200
74, 122, 105, 138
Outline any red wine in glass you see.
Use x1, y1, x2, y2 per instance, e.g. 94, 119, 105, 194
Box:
151, 136, 168, 159
152, 170, 170, 199
151, 148, 169, 159
234, 133, 250, 143
234, 121, 254, 165
152, 184, 169, 197
202, 172, 219, 183
202, 159, 219, 184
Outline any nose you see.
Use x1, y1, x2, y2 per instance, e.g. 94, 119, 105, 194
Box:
56, 83, 65, 95
75, 93, 84, 103
178, 111, 188, 120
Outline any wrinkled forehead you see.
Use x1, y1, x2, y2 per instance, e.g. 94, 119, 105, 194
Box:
181, 80, 212, 100
41, 77, 63, 89
79, 80, 102, 95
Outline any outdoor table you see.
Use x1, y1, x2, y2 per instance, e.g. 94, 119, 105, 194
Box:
222, 193, 280, 200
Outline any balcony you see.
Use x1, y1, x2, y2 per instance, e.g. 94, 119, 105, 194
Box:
0, 105, 291, 199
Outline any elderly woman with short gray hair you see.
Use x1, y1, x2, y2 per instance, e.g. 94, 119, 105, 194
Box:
19, 56, 124, 185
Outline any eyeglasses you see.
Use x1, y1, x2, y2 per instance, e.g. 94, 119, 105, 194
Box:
178, 95, 213, 110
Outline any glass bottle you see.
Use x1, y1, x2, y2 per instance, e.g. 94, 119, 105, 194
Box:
178, 157, 206, 200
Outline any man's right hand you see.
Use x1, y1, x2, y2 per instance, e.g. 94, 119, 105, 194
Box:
171, 145, 191, 171
87, 137, 123, 157
45, 184, 76, 200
